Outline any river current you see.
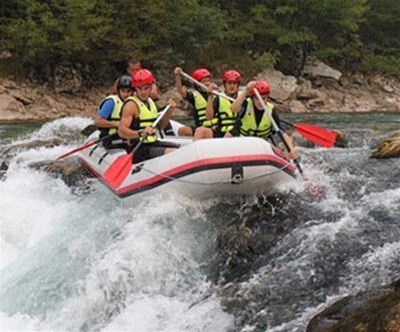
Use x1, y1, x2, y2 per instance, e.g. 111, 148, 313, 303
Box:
0, 113, 399, 331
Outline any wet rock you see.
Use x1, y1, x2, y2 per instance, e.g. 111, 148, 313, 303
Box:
371, 132, 400, 159
216, 224, 256, 282
303, 59, 342, 81
81, 124, 98, 136
0, 137, 66, 158
255, 69, 298, 102
307, 279, 400, 332
0, 159, 10, 180
29, 160, 92, 187
332, 130, 347, 148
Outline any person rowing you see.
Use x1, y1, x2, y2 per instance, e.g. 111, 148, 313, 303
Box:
174, 67, 218, 139
118, 69, 178, 163
205, 70, 241, 138
230, 80, 298, 160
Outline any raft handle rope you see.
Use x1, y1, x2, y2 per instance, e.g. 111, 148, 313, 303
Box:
134, 162, 293, 186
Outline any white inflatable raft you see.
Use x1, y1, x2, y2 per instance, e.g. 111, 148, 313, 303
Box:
77, 121, 296, 199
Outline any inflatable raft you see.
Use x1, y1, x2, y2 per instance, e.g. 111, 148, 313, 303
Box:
77, 121, 296, 199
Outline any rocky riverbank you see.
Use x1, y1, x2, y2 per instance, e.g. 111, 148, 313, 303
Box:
1, 61, 400, 124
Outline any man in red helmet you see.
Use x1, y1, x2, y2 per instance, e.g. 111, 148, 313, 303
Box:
174, 67, 217, 139
231, 80, 298, 160
205, 70, 241, 138
112, 58, 159, 100
119, 69, 177, 162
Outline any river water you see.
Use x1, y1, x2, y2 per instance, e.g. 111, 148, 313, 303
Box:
0, 113, 399, 331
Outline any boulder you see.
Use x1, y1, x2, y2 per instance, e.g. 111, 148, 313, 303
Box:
332, 130, 347, 148
29, 160, 92, 187
307, 279, 400, 332
255, 69, 298, 102
303, 59, 342, 81
371, 132, 400, 159
155, 87, 190, 118
287, 100, 308, 113
0, 138, 66, 159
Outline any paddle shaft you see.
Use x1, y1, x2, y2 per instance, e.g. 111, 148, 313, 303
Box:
56, 133, 116, 160
254, 89, 303, 174
181, 71, 236, 102
130, 104, 172, 158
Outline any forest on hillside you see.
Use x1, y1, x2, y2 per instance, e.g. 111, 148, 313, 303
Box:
0, 0, 399, 85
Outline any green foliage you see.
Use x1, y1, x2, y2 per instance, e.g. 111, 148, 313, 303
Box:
361, 55, 400, 76
0, 0, 398, 84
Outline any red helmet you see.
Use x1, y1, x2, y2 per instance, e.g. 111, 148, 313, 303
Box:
132, 69, 154, 87
222, 70, 241, 83
191, 68, 211, 82
249, 81, 270, 97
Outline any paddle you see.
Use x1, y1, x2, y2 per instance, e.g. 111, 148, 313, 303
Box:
254, 88, 304, 174
181, 71, 231, 101
103, 105, 171, 188
182, 70, 336, 148
56, 133, 116, 160
280, 119, 336, 148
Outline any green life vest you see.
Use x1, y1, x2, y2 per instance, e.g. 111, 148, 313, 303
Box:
217, 93, 237, 133
99, 95, 124, 137
192, 90, 218, 128
239, 98, 274, 140
126, 96, 158, 144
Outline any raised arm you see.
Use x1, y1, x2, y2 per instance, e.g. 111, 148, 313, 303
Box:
157, 99, 176, 130
231, 81, 256, 113
205, 94, 216, 120
174, 67, 187, 98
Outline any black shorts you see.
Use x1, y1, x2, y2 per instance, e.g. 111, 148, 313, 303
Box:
102, 136, 129, 150
129, 141, 180, 164
212, 127, 225, 138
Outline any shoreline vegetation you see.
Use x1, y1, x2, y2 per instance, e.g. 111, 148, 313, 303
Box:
1, 66, 399, 124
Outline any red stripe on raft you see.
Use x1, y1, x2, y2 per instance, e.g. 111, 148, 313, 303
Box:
117, 154, 295, 195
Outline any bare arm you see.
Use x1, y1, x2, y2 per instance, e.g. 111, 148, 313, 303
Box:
174, 67, 187, 98
95, 116, 119, 128
206, 95, 216, 120
118, 101, 142, 139
231, 81, 256, 113
150, 81, 160, 101
158, 99, 176, 129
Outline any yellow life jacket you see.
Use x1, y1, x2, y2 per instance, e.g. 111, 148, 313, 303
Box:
126, 96, 158, 144
217, 93, 237, 133
192, 90, 218, 128
99, 95, 124, 136
239, 98, 274, 139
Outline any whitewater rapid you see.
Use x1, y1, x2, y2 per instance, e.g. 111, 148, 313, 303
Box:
1, 114, 399, 331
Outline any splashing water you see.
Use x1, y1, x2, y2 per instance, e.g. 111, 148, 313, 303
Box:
1, 114, 399, 331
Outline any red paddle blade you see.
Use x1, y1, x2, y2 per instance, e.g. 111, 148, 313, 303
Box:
293, 124, 336, 148
103, 153, 133, 188
57, 141, 96, 160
